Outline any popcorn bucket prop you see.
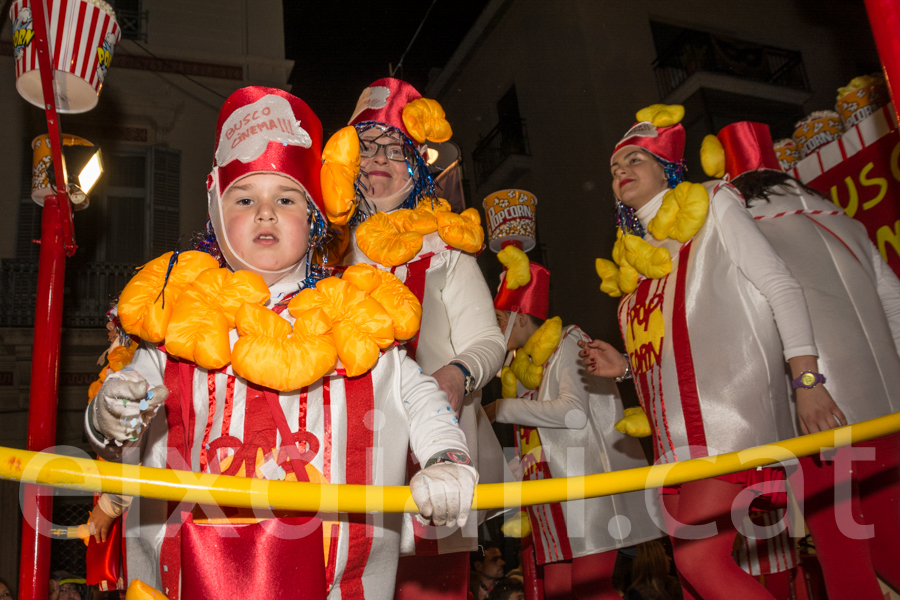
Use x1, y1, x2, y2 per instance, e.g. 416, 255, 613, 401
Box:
10, 0, 120, 114
773, 138, 800, 171
792, 111, 843, 158
483, 189, 537, 253
30, 133, 93, 206
836, 83, 888, 129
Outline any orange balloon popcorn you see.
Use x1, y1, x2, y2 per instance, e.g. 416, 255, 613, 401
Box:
108, 341, 139, 372
232, 303, 336, 391
165, 269, 270, 370
402, 97, 453, 144
321, 126, 361, 226
117, 251, 220, 343
389, 208, 438, 236
289, 277, 394, 377
356, 212, 423, 267
342, 264, 422, 341
436, 208, 485, 253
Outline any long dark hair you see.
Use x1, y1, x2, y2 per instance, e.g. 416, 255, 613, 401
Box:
731, 170, 823, 207
628, 541, 677, 600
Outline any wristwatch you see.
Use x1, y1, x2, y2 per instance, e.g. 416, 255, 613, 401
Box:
792, 370, 826, 389
615, 353, 633, 383
449, 361, 476, 396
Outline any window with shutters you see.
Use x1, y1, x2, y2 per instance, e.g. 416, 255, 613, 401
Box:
2, 145, 181, 327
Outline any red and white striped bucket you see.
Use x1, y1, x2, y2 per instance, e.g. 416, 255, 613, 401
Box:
10, 0, 120, 114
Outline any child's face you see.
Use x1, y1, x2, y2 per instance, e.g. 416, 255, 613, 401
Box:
221, 172, 310, 273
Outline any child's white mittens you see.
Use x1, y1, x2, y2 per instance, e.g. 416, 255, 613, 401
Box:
91, 369, 168, 445
410, 461, 478, 528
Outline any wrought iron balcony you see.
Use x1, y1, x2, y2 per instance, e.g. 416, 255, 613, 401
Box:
652, 29, 810, 99
471, 118, 531, 187
0, 260, 136, 328
115, 8, 148, 42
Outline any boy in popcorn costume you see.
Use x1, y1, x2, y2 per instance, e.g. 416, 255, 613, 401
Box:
486, 247, 660, 600
320, 78, 508, 600
84, 87, 476, 600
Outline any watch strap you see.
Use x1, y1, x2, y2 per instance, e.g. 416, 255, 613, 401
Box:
791, 370, 826, 389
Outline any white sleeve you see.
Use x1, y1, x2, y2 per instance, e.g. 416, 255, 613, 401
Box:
397, 348, 470, 466
85, 342, 167, 462
440, 252, 507, 390
97, 493, 133, 519
494, 335, 590, 430
869, 240, 900, 350
712, 186, 818, 360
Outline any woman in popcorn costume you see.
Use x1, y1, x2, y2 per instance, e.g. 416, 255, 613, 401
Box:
84, 87, 477, 600
320, 78, 508, 599
701, 121, 900, 600
485, 247, 660, 600
579, 105, 846, 600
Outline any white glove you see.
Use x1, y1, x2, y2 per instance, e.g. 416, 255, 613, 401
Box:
410, 459, 478, 528
90, 369, 168, 445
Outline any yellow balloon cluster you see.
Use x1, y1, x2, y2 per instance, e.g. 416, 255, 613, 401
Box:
635, 104, 685, 127
356, 198, 485, 266
497, 245, 531, 290
321, 126, 361, 226
115, 253, 423, 390
118, 251, 221, 342
502, 317, 563, 395
401, 97, 453, 144
648, 182, 710, 243
615, 407, 652, 438
595, 230, 671, 297
700, 135, 726, 179
596, 183, 710, 298
501, 510, 532, 538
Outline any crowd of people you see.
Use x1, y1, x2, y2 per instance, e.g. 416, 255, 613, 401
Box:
7, 74, 896, 600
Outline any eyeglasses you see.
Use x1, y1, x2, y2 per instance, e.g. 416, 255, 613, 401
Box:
359, 139, 407, 162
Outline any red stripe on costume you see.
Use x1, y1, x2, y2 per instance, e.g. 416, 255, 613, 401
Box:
222, 376, 235, 437
298, 386, 308, 432
547, 498, 573, 561
670, 241, 708, 456
805, 214, 861, 263
341, 375, 376, 598
400, 256, 432, 361
198, 371, 217, 473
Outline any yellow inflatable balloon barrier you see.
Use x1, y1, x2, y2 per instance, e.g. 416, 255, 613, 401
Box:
2, 411, 898, 513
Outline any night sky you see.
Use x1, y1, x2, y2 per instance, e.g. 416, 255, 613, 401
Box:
283, 0, 488, 134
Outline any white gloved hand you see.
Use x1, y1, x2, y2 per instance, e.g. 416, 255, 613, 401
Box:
90, 369, 168, 445
410, 458, 478, 528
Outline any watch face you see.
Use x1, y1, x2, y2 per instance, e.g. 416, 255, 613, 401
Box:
801, 373, 817, 386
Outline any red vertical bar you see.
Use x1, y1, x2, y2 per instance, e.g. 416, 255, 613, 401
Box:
864, 0, 900, 124
18, 194, 66, 600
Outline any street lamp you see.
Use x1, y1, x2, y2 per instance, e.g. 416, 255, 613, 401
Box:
32, 134, 104, 209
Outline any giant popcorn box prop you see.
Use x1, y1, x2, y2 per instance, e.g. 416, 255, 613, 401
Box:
483, 189, 537, 252
30, 133, 93, 206
792, 111, 844, 158
10, 0, 120, 113
773, 138, 800, 171
836, 76, 888, 130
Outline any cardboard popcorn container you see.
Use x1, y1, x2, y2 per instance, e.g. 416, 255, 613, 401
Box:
773, 138, 800, 171
482, 189, 537, 253
836, 79, 888, 130
30, 133, 94, 206
11, 0, 120, 113
792, 111, 843, 158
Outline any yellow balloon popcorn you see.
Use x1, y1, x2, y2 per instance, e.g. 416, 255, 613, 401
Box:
498, 245, 531, 290
700, 134, 726, 179
648, 182, 709, 243
402, 97, 453, 144
636, 104, 685, 127
615, 407, 652, 438
321, 126, 361, 226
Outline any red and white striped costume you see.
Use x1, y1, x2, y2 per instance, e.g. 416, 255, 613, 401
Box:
88, 282, 469, 600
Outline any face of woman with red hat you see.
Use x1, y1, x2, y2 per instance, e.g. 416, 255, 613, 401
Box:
359, 127, 413, 200
609, 147, 670, 210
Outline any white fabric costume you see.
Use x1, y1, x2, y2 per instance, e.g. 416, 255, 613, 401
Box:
344, 229, 508, 554
495, 325, 661, 564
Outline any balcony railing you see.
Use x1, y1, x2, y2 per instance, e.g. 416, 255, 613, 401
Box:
471, 118, 531, 187
0, 260, 137, 328
116, 8, 148, 42
652, 29, 810, 99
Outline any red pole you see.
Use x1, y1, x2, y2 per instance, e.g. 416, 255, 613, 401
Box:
17, 0, 77, 598
864, 0, 900, 124
17, 195, 67, 600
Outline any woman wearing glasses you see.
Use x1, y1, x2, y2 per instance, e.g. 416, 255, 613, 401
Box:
328, 78, 508, 600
